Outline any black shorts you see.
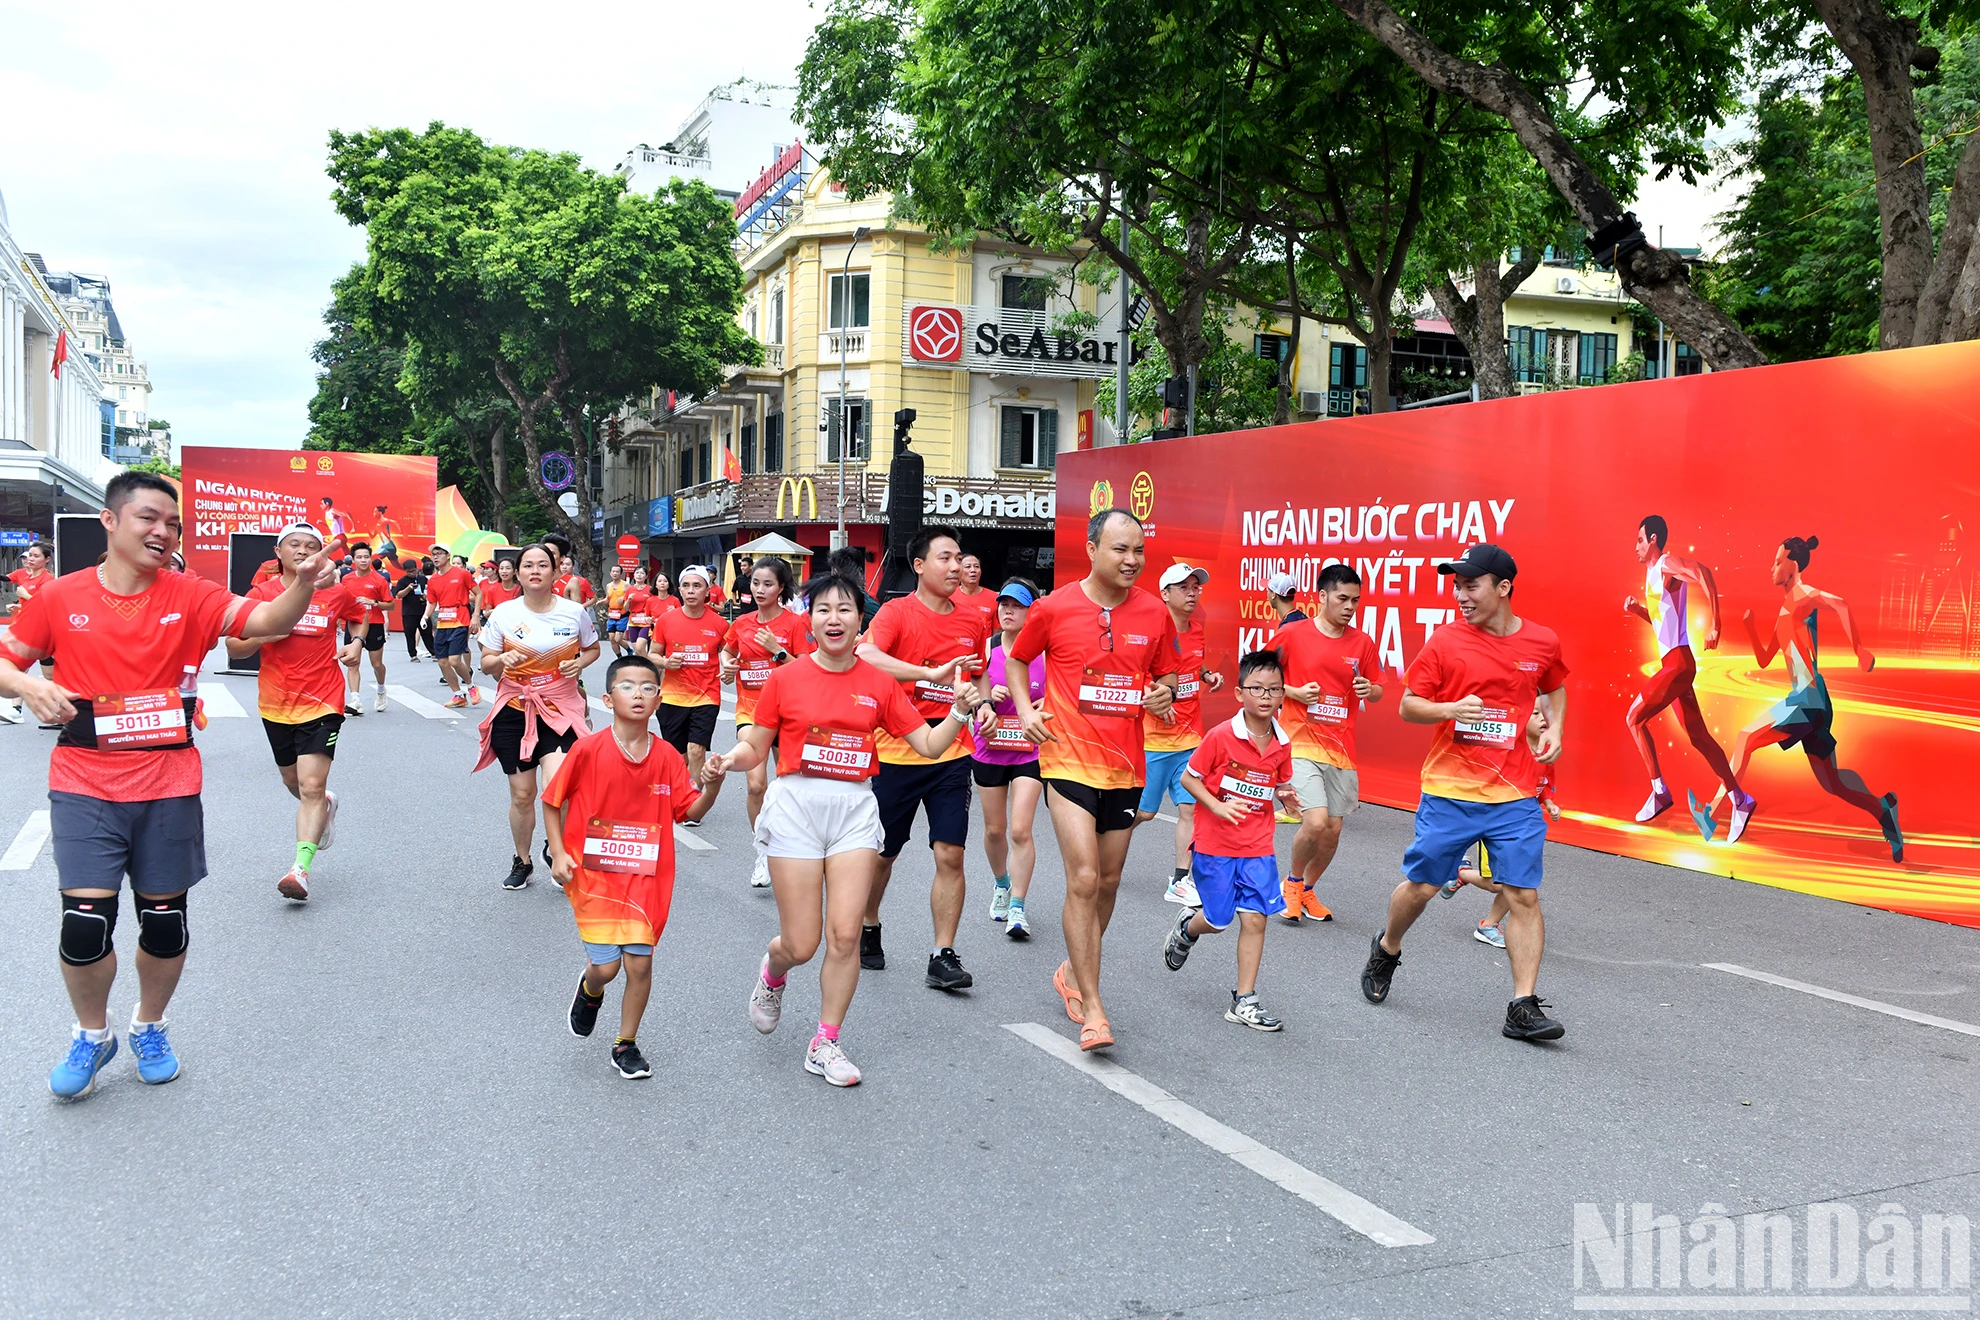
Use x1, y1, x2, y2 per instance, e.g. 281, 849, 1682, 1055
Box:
659, 702, 719, 752
264, 714, 343, 767
875, 753, 973, 857
49, 791, 206, 894
973, 758, 1041, 790
354, 622, 387, 652
1045, 778, 1140, 834
432, 626, 470, 658
489, 704, 582, 776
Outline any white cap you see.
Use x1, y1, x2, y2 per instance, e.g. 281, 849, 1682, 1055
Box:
1159, 563, 1209, 589
678, 565, 713, 587
1267, 572, 1298, 597
276, 520, 324, 548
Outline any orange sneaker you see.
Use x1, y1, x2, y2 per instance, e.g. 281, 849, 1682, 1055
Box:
1299, 886, 1334, 922
1280, 879, 1304, 923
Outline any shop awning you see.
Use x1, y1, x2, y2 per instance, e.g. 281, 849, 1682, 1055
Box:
732, 531, 814, 559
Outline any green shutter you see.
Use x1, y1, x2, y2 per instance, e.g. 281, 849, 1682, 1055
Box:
1039, 410, 1058, 468
858, 400, 871, 458
825, 399, 841, 462
1000, 408, 1021, 468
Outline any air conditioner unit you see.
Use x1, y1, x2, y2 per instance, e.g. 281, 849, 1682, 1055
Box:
1555, 275, 1577, 293
1297, 390, 1326, 415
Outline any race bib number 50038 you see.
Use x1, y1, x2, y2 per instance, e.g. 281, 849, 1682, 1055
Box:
800, 726, 876, 780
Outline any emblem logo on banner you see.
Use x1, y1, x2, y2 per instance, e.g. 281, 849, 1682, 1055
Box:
1129, 471, 1156, 520
1089, 479, 1115, 515
907, 306, 965, 363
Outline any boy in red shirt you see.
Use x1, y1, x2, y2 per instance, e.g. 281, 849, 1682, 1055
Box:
1161, 651, 1301, 1031
543, 654, 724, 1079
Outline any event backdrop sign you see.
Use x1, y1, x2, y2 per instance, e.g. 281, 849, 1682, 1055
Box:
180, 447, 438, 585
1056, 341, 1980, 927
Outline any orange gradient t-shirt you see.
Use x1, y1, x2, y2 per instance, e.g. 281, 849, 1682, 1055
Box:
247, 577, 369, 723
865, 593, 992, 764
345, 570, 392, 625
1009, 581, 1179, 791
723, 608, 815, 726
656, 607, 727, 707
541, 728, 698, 947
1143, 613, 1207, 754
1404, 618, 1567, 803
1273, 618, 1383, 769
750, 656, 926, 779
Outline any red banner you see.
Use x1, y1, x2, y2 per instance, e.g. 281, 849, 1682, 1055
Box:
180, 447, 438, 585
1057, 341, 1980, 926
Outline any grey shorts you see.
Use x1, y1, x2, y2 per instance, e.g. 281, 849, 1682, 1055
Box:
49, 791, 207, 895
1290, 760, 1359, 818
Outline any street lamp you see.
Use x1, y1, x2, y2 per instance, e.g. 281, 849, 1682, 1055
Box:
834, 224, 871, 552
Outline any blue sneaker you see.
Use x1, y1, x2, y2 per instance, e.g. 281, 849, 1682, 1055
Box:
130, 1019, 181, 1084
49, 1029, 118, 1098
1473, 920, 1507, 950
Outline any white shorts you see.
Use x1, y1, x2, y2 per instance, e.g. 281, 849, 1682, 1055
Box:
1290, 759, 1359, 818
754, 775, 884, 860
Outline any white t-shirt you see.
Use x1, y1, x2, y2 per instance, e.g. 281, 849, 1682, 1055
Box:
477, 596, 599, 685
1646, 555, 1689, 655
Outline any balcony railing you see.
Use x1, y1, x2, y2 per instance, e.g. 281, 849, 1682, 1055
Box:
820, 329, 868, 361
765, 344, 784, 370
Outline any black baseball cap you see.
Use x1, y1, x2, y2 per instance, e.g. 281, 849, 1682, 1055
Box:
1438, 544, 1518, 580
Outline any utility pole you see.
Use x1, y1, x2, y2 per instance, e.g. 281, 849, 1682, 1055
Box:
833, 225, 871, 551
1184, 362, 1197, 437
1114, 191, 1132, 446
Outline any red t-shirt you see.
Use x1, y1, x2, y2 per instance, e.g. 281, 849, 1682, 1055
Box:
1272, 618, 1384, 769
1187, 714, 1294, 858
953, 586, 999, 638
1009, 581, 1180, 790
428, 566, 477, 629
1405, 617, 1568, 803
865, 592, 992, 764
541, 728, 699, 947
2, 567, 253, 801
344, 570, 392, 626
555, 573, 597, 604
625, 588, 656, 626
723, 608, 816, 725
750, 656, 927, 780
1144, 613, 1207, 753
479, 580, 522, 608
248, 578, 368, 723
656, 607, 727, 707
8, 566, 53, 617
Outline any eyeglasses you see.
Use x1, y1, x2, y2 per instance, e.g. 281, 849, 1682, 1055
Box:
1098, 606, 1113, 653
1238, 685, 1284, 696
610, 681, 661, 696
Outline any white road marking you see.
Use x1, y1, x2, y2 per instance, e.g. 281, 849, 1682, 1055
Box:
1569, 1297, 1971, 1312
383, 684, 463, 720
0, 810, 52, 870
1705, 963, 1980, 1039
675, 824, 716, 851
1154, 813, 1177, 823
197, 682, 247, 718
1004, 1022, 1434, 1248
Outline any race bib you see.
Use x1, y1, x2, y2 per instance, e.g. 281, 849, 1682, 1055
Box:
1219, 765, 1276, 803
582, 818, 661, 875
524, 670, 559, 689
799, 726, 876, 780
608, 609, 624, 621
739, 665, 772, 689
437, 606, 462, 625
294, 608, 332, 636
987, 716, 1032, 750
92, 690, 187, 750
1078, 668, 1143, 718
630, 614, 652, 628
1306, 696, 1350, 725
675, 645, 712, 668
1454, 705, 1518, 746
914, 677, 956, 705
1175, 671, 1200, 701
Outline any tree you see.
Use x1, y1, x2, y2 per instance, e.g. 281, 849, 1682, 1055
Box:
127, 458, 179, 480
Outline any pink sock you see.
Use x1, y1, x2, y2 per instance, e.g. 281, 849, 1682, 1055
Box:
761, 956, 787, 990
812, 1021, 840, 1044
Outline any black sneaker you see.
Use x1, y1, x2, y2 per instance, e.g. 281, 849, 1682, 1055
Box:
860, 924, 886, 971
1503, 995, 1566, 1042
611, 1039, 652, 1078
541, 839, 554, 871
569, 979, 604, 1037
502, 856, 533, 890
1360, 930, 1401, 1004
926, 947, 974, 990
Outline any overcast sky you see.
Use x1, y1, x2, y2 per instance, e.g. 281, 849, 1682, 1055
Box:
0, 0, 818, 452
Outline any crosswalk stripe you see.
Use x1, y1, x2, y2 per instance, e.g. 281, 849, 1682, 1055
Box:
675, 824, 716, 852
383, 684, 465, 720
0, 810, 52, 870
198, 682, 248, 718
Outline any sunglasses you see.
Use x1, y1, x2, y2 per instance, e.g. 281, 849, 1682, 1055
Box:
1098, 606, 1113, 652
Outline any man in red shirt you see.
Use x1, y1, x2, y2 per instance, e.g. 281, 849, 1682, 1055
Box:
953, 553, 999, 637
229, 522, 368, 901
1007, 508, 1178, 1051
0, 472, 332, 1097
423, 544, 481, 708
5, 541, 57, 701
339, 541, 393, 716
653, 565, 728, 784
855, 526, 992, 988
1272, 563, 1384, 923
1362, 543, 1569, 1043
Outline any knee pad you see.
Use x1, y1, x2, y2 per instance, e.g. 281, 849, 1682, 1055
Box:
59, 895, 118, 966
135, 892, 189, 959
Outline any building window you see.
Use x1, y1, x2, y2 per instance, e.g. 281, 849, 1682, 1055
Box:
1508, 326, 1549, 384
764, 412, 784, 472
678, 442, 695, 489
747, 304, 758, 340
825, 396, 869, 462
1001, 274, 1052, 311
1577, 332, 1618, 384
1254, 334, 1290, 363
999, 406, 1058, 469
1328, 344, 1366, 417
828, 272, 870, 329
771, 289, 784, 344
740, 421, 757, 473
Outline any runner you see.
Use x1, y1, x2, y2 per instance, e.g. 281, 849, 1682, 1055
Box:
1714, 535, 1903, 859
393, 557, 429, 662
855, 525, 992, 987
475, 543, 600, 890
1624, 515, 1755, 841
555, 552, 596, 607
1440, 709, 1562, 948
602, 564, 630, 658
972, 579, 1046, 940
719, 557, 814, 888
707, 571, 980, 1087
318, 495, 353, 562
422, 545, 481, 708
227, 521, 370, 902
1273, 563, 1384, 923
1266, 571, 1307, 628
1360, 543, 1569, 1042
7, 542, 55, 682
371, 505, 401, 562
650, 569, 678, 617
479, 556, 523, 610
1131, 563, 1224, 906
340, 541, 392, 716
652, 565, 726, 786
1007, 508, 1179, 1051
954, 553, 999, 637
0, 472, 334, 1096
624, 566, 656, 657
543, 652, 722, 1078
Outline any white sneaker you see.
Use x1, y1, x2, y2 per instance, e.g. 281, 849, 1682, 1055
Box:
318, 790, 338, 851
749, 959, 784, 1034
804, 1036, 861, 1087
749, 853, 772, 888
278, 866, 309, 902
375, 690, 387, 713
1164, 874, 1200, 907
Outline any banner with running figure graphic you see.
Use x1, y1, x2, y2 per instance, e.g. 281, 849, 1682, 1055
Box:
180, 447, 439, 585
1055, 340, 1980, 927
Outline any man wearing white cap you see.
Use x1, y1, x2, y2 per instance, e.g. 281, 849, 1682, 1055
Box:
1134, 563, 1224, 905
1265, 572, 1307, 628
653, 565, 727, 787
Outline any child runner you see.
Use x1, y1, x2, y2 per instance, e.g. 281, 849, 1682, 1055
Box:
1161, 651, 1301, 1030
720, 556, 814, 888
706, 572, 979, 1087
543, 653, 722, 1078
973, 579, 1046, 939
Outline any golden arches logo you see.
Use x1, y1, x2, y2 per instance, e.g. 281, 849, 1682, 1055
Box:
776, 476, 818, 521
1089, 479, 1115, 515
1129, 471, 1155, 520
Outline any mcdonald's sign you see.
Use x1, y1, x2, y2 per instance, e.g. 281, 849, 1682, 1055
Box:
776, 476, 818, 521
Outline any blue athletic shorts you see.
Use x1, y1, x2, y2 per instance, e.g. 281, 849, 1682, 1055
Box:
1402, 794, 1546, 890
584, 940, 653, 965
606, 618, 627, 634
1189, 851, 1285, 929
1138, 747, 1195, 815
432, 625, 470, 658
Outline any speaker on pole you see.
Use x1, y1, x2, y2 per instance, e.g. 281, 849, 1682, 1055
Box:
878, 408, 922, 601
53, 514, 108, 578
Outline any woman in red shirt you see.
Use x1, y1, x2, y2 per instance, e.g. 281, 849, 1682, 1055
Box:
623, 565, 656, 656
719, 557, 815, 889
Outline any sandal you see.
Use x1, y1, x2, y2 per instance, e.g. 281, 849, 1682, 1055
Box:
1053, 960, 1085, 1024
1079, 1018, 1114, 1052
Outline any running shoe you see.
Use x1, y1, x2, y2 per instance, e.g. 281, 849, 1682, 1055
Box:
1359, 930, 1400, 1003
682, 817, 702, 828
749, 853, 772, 889
1225, 993, 1283, 1032
319, 790, 338, 851
444, 693, 467, 709
346, 701, 363, 717
542, 839, 554, 872
1280, 878, 1304, 924
467, 685, 482, 705
1162, 906, 1197, 971
49, 1030, 117, 1098
569, 979, 603, 1037
374, 690, 387, 714
277, 866, 309, 902
749, 959, 784, 1034
1006, 907, 1031, 941
804, 1037, 862, 1087
129, 1019, 180, 1084
1164, 873, 1201, 907
191, 697, 207, 731
1439, 874, 1467, 899
926, 947, 973, 991
1635, 785, 1675, 823
611, 1040, 653, 1079
1727, 790, 1756, 845
989, 879, 1012, 920
1879, 793, 1904, 863
1298, 887, 1333, 922
860, 923, 885, 971
1474, 920, 1506, 949
1503, 995, 1566, 1042
502, 856, 532, 890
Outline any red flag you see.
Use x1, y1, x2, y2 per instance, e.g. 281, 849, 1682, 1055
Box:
722, 446, 741, 482
49, 330, 68, 380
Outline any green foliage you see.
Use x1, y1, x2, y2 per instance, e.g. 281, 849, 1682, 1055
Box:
126, 458, 180, 480
1096, 319, 1281, 439
145, 418, 170, 431
1606, 350, 1647, 383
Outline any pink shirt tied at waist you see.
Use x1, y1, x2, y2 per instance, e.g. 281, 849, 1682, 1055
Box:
472, 670, 592, 773
974, 642, 1046, 767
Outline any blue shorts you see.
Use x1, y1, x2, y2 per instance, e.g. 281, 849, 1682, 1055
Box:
1402, 795, 1546, 890
432, 625, 470, 658
606, 618, 627, 634
1189, 852, 1285, 929
1138, 747, 1195, 814
584, 940, 653, 965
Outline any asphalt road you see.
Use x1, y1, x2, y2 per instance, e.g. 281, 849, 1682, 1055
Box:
1, 643, 1974, 1318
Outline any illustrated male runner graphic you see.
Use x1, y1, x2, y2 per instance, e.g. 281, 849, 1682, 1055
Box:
1623, 516, 1754, 842
1714, 534, 1903, 862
